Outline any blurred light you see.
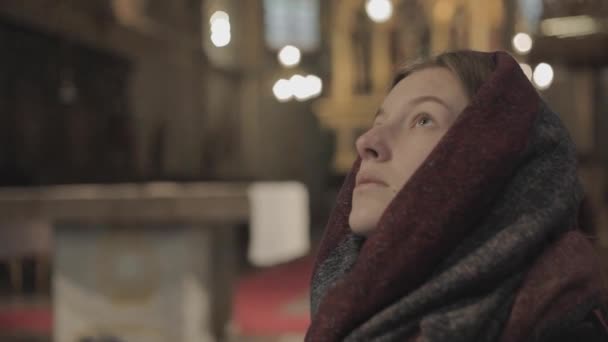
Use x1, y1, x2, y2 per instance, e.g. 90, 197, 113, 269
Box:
519, 63, 533, 80
272, 74, 323, 102
278, 45, 301, 67
211, 31, 231, 47
291, 74, 309, 101
512, 33, 533, 54
365, 0, 393, 23
209, 11, 229, 25
540, 15, 599, 38
210, 11, 231, 47
306, 75, 323, 98
211, 18, 231, 33
532, 63, 554, 89
273, 79, 293, 102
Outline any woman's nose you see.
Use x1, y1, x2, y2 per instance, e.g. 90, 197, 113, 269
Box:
355, 127, 391, 162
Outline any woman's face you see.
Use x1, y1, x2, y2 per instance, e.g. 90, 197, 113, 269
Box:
349, 67, 470, 235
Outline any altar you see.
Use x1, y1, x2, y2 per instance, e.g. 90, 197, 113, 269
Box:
0, 182, 249, 342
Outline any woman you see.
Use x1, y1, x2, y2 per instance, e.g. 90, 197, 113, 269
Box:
306, 51, 608, 341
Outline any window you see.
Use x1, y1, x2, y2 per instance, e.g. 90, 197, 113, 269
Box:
263, 0, 320, 52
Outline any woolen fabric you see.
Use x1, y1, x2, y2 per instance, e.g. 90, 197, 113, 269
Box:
306, 51, 608, 342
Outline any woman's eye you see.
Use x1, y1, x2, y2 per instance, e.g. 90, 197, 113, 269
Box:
415, 114, 435, 127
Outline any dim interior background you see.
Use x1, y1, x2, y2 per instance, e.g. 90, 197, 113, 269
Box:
0, 0, 607, 341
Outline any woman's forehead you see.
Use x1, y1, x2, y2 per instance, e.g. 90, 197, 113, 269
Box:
383, 67, 467, 112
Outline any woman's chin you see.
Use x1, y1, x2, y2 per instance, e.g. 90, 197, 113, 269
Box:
348, 212, 379, 236
349, 195, 387, 235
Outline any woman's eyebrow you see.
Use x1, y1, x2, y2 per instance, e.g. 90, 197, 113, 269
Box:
409, 95, 454, 113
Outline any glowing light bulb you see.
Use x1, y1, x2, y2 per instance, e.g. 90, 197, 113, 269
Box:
533, 63, 554, 89
209, 11, 229, 25
211, 31, 231, 47
290, 74, 309, 101
278, 45, 302, 67
273, 79, 293, 102
365, 0, 393, 23
306, 75, 323, 98
512, 32, 533, 54
210, 11, 231, 47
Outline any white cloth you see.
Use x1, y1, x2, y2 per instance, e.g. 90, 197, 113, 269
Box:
247, 182, 310, 267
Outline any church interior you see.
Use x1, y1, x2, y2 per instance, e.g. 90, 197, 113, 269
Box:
0, 0, 607, 341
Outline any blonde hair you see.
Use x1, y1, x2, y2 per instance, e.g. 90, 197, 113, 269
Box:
392, 50, 497, 99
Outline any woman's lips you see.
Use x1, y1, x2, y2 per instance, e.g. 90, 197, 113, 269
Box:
355, 175, 388, 188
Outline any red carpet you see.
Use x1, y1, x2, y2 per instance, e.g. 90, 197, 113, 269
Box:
0, 256, 314, 337
233, 255, 313, 335
0, 308, 52, 334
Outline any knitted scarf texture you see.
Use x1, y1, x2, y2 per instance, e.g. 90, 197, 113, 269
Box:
306, 51, 607, 342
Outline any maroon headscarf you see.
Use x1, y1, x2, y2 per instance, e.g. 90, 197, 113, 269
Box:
307, 51, 607, 341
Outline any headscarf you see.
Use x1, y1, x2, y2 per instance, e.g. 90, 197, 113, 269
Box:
307, 51, 607, 342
